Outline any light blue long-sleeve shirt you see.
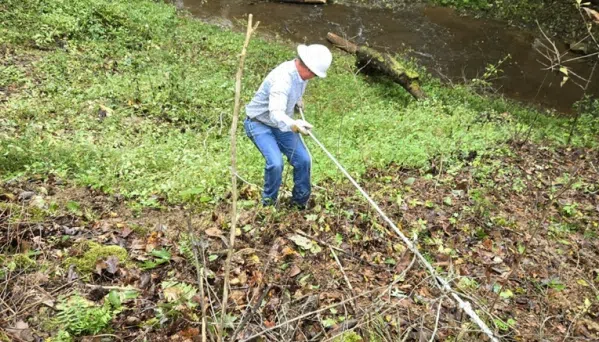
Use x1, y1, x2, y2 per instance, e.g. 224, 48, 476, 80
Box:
245, 60, 307, 132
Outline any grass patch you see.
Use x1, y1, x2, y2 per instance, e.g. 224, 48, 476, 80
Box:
1, 0, 597, 205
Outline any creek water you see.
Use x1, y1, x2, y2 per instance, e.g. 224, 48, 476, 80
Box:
182, 0, 599, 113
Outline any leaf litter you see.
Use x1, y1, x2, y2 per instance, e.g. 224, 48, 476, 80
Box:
0, 142, 598, 341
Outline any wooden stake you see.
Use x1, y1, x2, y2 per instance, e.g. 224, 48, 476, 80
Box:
219, 14, 260, 341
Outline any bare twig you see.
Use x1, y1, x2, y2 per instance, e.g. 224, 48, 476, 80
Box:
330, 247, 357, 312
219, 14, 259, 341
330, 247, 354, 293
0, 329, 26, 342
231, 285, 272, 341
561, 51, 599, 64
240, 288, 381, 342
536, 20, 561, 70
0, 296, 16, 315
90, 334, 123, 341
5, 297, 49, 321
84, 284, 139, 291
376, 253, 417, 303
429, 297, 444, 342
579, 5, 599, 47
187, 213, 207, 342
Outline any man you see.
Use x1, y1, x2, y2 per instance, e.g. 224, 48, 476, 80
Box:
244, 44, 332, 208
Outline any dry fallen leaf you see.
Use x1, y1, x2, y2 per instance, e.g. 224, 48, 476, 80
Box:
205, 227, 223, 237
95, 260, 108, 275
105, 256, 120, 274
6, 320, 33, 342
130, 238, 145, 250
584, 7, 599, 23
288, 264, 302, 277
145, 231, 162, 252
163, 286, 184, 302
282, 246, 297, 256
230, 290, 246, 305
482, 238, 493, 250
121, 226, 133, 238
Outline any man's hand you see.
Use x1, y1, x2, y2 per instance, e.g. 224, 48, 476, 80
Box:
291, 119, 313, 135
295, 98, 304, 112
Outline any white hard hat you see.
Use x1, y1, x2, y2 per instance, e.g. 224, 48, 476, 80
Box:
297, 44, 332, 78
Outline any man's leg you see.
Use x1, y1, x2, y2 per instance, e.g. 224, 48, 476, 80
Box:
244, 119, 284, 205
273, 129, 311, 207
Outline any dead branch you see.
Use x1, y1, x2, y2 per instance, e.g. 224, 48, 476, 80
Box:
329, 247, 357, 311
329, 247, 354, 294
231, 285, 272, 341
429, 297, 445, 342
326, 32, 427, 100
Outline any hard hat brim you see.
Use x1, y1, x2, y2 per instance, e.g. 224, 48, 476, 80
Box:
297, 44, 327, 78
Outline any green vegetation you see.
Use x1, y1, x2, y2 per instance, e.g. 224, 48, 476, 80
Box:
2, 2, 598, 340
63, 241, 128, 273
1, 0, 597, 208
55, 295, 114, 337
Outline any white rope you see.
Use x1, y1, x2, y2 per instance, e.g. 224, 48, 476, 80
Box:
298, 107, 313, 174
304, 128, 499, 342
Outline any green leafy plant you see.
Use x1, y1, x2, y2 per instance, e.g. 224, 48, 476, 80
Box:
141, 248, 172, 270
55, 295, 114, 336
494, 317, 517, 331
470, 55, 512, 92
155, 280, 199, 323
561, 203, 579, 217
458, 276, 480, 290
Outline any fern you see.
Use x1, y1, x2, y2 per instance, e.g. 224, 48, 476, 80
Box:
55, 295, 114, 336
177, 234, 194, 263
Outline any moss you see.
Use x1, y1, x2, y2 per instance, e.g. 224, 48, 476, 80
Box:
29, 206, 50, 223
12, 253, 37, 270
357, 46, 420, 79
64, 241, 128, 273
331, 331, 363, 342
46, 331, 74, 342
0, 202, 49, 223
0, 332, 11, 342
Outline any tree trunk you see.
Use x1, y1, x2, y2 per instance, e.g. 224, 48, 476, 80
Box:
326, 32, 426, 100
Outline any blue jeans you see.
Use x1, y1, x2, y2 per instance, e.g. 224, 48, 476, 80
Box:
244, 118, 311, 206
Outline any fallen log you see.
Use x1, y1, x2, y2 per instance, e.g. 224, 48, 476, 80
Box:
326, 32, 426, 100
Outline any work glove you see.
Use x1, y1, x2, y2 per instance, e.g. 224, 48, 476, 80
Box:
291, 119, 313, 135
295, 98, 304, 112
